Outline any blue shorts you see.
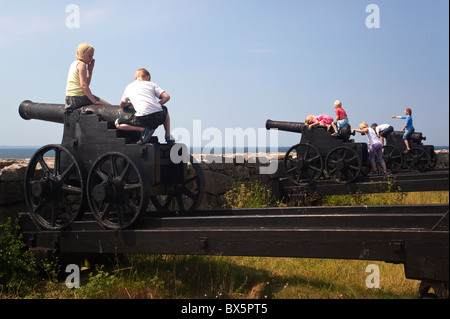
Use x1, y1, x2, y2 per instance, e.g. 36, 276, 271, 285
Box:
334, 117, 349, 131
403, 128, 414, 140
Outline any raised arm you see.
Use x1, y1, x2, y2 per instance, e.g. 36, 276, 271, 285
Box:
352, 128, 368, 135
78, 62, 102, 105
159, 92, 170, 106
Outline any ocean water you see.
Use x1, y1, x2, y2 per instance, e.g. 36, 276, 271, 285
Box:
0, 147, 43, 159
0, 146, 292, 159
1, 145, 448, 159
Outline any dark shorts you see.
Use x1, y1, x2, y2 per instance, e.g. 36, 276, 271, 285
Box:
379, 125, 394, 138
65, 95, 100, 110
118, 106, 167, 129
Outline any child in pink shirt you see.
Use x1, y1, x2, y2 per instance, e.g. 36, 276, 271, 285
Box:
305, 114, 334, 131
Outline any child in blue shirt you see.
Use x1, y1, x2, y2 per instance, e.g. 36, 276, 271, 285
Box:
392, 108, 414, 150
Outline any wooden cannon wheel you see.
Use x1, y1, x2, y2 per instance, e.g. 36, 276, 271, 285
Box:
325, 146, 361, 184
150, 155, 205, 212
429, 150, 438, 169
25, 144, 86, 230
418, 281, 449, 299
283, 143, 323, 185
382, 145, 403, 172
404, 148, 431, 172
87, 152, 149, 230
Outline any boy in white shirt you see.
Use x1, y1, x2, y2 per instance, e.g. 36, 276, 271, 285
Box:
373, 123, 394, 146
115, 68, 174, 144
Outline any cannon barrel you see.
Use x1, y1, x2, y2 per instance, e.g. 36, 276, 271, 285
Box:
19, 100, 66, 124
390, 131, 426, 143
19, 100, 136, 124
265, 119, 306, 133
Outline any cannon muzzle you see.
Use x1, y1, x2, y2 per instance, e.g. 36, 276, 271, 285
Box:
265, 119, 306, 134
19, 100, 136, 124
19, 100, 66, 124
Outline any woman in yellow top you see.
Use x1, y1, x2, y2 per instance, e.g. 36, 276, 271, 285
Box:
65, 43, 109, 111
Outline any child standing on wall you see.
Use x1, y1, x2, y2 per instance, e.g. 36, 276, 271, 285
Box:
331, 100, 349, 137
392, 108, 414, 151
65, 43, 109, 111
352, 122, 390, 176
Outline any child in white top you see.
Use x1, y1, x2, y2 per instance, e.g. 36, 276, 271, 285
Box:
373, 123, 394, 146
65, 43, 109, 110
115, 68, 173, 144
352, 122, 390, 175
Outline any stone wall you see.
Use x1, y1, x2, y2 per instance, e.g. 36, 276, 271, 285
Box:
1, 150, 448, 215
193, 153, 285, 209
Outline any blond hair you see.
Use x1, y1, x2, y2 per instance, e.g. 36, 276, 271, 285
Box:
359, 121, 369, 130
305, 115, 314, 124
405, 107, 412, 115
135, 68, 151, 81
334, 100, 342, 108
76, 43, 94, 61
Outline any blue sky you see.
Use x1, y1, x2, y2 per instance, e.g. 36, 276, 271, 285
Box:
1, 0, 448, 149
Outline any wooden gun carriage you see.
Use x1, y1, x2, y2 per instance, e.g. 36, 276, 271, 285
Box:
266, 119, 438, 186
19, 100, 205, 230
383, 131, 437, 172
266, 119, 368, 185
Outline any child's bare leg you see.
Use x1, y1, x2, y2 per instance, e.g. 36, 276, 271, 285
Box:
115, 119, 145, 132
331, 123, 338, 133
371, 163, 377, 172
164, 112, 171, 138
404, 139, 410, 150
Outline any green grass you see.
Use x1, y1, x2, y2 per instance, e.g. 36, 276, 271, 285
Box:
7, 254, 418, 299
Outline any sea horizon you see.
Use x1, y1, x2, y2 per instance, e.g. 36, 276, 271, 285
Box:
1, 145, 449, 159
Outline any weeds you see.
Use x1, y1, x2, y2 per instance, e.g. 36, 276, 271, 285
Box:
0, 217, 38, 296
223, 179, 284, 208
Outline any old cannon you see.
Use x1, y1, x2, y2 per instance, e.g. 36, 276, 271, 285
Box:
383, 131, 437, 172
19, 101, 204, 230
266, 119, 368, 185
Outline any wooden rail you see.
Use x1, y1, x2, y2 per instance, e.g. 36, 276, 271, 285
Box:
19, 204, 449, 291
283, 168, 449, 197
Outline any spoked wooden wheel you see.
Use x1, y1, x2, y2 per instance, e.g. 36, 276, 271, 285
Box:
325, 147, 361, 184
151, 155, 205, 212
418, 281, 449, 299
429, 150, 437, 169
87, 152, 149, 229
283, 143, 323, 185
383, 145, 403, 172
25, 144, 85, 230
404, 148, 430, 172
